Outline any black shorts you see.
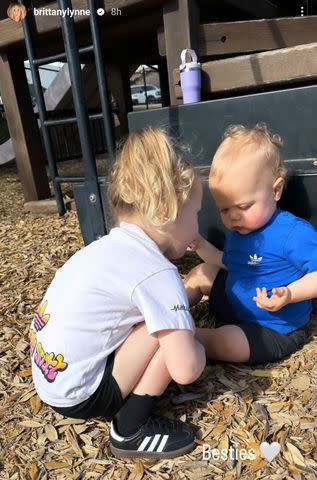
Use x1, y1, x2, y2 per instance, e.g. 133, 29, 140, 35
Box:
209, 269, 311, 366
51, 351, 124, 421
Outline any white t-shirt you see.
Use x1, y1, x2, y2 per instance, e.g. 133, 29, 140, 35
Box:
29, 222, 194, 407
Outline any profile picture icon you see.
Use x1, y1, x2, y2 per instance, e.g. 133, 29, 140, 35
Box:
7, 3, 27, 22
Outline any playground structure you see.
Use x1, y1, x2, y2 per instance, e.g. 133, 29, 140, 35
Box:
0, 0, 317, 244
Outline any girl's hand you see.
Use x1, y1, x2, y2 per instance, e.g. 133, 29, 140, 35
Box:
252, 286, 291, 312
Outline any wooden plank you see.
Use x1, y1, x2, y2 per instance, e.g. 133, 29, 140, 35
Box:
0, 54, 50, 202
163, 0, 199, 105
173, 43, 317, 97
24, 198, 73, 215
0, 0, 166, 51
159, 16, 317, 57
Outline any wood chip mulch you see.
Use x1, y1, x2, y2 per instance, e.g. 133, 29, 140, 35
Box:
0, 162, 316, 480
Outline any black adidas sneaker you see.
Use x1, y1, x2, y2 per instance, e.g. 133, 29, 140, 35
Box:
110, 415, 196, 459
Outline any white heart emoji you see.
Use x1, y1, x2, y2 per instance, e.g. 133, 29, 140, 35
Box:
260, 441, 281, 462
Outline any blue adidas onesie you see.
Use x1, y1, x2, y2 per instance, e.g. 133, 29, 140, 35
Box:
223, 209, 317, 333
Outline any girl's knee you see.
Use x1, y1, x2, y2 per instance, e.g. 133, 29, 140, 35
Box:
175, 365, 204, 385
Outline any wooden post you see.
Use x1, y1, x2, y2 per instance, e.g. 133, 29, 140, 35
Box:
106, 63, 131, 138
158, 58, 170, 107
163, 0, 199, 105
0, 53, 50, 201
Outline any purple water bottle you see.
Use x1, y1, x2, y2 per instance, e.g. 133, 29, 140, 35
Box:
179, 49, 201, 104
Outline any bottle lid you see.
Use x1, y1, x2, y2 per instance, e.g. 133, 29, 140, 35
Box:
179, 49, 200, 72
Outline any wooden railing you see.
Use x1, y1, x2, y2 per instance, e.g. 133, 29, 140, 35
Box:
158, 16, 317, 98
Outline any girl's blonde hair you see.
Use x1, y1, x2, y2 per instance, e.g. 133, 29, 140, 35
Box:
210, 123, 287, 180
108, 127, 195, 227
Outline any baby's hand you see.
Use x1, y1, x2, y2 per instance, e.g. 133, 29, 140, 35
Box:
252, 286, 291, 312
187, 234, 204, 252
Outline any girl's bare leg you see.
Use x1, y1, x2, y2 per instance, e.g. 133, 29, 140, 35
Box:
112, 322, 171, 400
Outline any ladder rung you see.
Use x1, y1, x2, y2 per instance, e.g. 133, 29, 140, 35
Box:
55, 176, 85, 183
44, 117, 77, 127
33, 45, 94, 66
89, 113, 104, 121
44, 112, 103, 127
55, 176, 107, 184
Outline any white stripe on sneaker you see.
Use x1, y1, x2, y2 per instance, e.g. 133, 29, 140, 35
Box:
137, 436, 152, 451
157, 434, 169, 452
147, 434, 161, 451
110, 422, 124, 442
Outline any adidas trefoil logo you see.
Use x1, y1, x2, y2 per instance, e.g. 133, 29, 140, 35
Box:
247, 253, 263, 266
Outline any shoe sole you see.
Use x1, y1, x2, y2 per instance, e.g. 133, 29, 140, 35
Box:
110, 441, 195, 459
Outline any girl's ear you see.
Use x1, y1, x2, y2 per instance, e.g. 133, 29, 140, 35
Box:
273, 177, 285, 201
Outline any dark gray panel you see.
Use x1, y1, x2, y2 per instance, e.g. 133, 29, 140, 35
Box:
128, 84, 317, 165
128, 85, 317, 246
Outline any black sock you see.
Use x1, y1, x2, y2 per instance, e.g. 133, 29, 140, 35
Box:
115, 393, 158, 436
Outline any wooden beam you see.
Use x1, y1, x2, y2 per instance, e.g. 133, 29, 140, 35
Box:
0, 54, 50, 201
163, 0, 199, 105
173, 42, 317, 97
159, 16, 317, 58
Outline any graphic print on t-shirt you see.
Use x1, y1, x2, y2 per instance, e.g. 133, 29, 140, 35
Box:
29, 301, 68, 383
247, 253, 263, 266
33, 300, 50, 331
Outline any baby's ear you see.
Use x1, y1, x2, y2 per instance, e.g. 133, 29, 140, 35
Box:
273, 177, 285, 201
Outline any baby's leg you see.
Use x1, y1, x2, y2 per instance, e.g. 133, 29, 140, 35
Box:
197, 322, 310, 365
198, 267, 250, 363
195, 326, 250, 363
184, 263, 220, 306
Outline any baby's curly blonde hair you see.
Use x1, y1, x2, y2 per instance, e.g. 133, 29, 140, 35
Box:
210, 123, 287, 180
108, 127, 196, 227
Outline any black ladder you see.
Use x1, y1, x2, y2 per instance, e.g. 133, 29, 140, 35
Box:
21, 0, 115, 243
